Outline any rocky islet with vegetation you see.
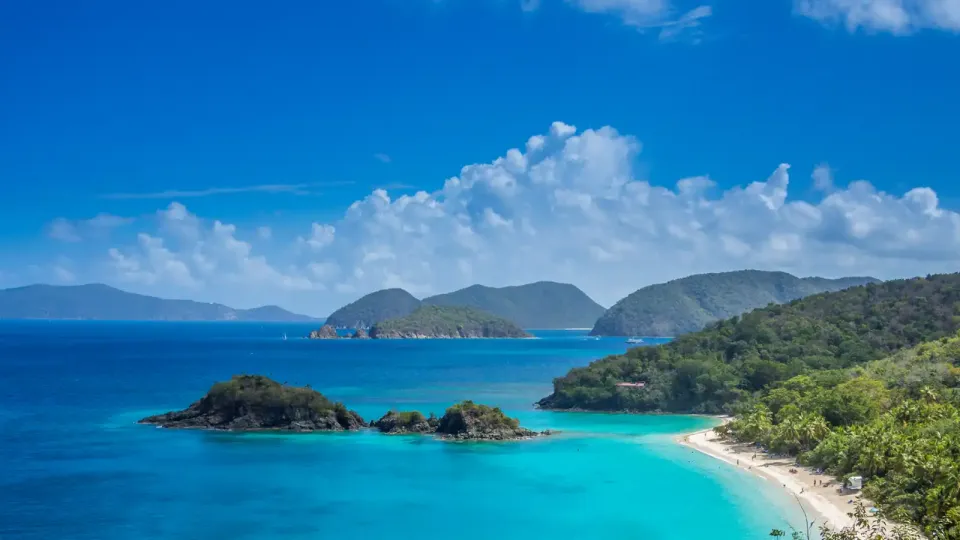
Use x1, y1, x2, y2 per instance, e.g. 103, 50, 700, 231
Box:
138, 375, 366, 432
143, 376, 546, 441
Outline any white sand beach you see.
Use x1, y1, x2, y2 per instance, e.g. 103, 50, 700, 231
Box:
678, 423, 872, 533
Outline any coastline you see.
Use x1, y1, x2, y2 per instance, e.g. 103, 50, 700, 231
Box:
677, 420, 864, 533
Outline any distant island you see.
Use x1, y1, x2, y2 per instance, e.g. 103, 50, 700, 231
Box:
139, 375, 366, 431
372, 402, 549, 440
312, 306, 530, 339
324, 288, 422, 329
324, 281, 605, 330
589, 270, 878, 337
368, 306, 531, 339
0, 284, 316, 322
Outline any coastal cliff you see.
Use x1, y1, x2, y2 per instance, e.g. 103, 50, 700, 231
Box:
139, 375, 366, 431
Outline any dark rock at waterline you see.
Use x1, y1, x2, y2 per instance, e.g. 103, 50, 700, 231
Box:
350, 328, 371, 339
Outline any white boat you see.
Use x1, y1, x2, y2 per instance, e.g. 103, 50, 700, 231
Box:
282, 333, 288, 341
626, 337, 644, 344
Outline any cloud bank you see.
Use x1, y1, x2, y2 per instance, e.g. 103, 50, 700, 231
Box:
527, 0, 960, 36
795, 0, 960, 33
87, 121, 960, 315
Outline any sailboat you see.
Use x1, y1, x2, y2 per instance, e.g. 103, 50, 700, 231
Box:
282, 333, 288, 341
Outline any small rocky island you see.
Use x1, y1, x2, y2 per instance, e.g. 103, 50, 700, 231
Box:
369, 306, 531, 339
371, 410, 439, 434
308, 324, 339, 339
306, 324, 370, 340
139, 375, 366, 431
372, 401, 549, 440
435, 400, 549, 440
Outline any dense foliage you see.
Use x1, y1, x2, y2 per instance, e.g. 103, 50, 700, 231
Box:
541, 274, 960, 413
589, 270, 877, 337
422, 281, 606, 329
324, 288, 422, 328
370, 305, 531, 338
771, 502, 922, 539
729, 333, 960, 538
0, 283, 314, 321
371, 409, 438, 433
204, 375, 351, 418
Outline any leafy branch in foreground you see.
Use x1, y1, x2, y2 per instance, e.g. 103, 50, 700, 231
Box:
770, 502, 923, 539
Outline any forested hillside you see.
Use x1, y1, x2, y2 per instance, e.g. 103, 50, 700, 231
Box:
589, 270, 877, 337
541, 274, 960, 413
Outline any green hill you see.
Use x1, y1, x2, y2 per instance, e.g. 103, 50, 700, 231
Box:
541, 273, 960, 414
0, 284, 315, 321
589, 270, 878, 337
422, 281, 605, 329
324, 288, 421, 328
369, 305, 531, 339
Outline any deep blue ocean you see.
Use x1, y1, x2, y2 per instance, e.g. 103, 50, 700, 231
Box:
0, 321, 806, 539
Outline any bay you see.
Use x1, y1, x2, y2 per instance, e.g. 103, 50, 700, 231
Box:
0, 321, 807, 539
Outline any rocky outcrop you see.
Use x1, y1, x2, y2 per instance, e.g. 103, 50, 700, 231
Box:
435, 400, 551, 441
139, 375, 365, 432
308, 324, 339, 339
350, 328, 371, 339
371, 410, 438, 434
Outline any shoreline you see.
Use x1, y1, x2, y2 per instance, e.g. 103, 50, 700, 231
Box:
677, 420, 864, 533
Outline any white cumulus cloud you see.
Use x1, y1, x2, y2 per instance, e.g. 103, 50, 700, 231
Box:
71, 121, 960, 315
795, 0, 960, 33
105, 204, 316, 305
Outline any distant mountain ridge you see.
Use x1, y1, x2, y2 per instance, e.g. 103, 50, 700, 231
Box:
421, 282, 606, 329
0, 284, 316, 322
324, 281, 606, 330
590, 271, 879, 337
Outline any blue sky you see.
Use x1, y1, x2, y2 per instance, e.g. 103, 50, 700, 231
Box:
1, 0, 959, 315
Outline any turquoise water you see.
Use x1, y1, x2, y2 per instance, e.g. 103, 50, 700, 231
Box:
0, 322, 805, 539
